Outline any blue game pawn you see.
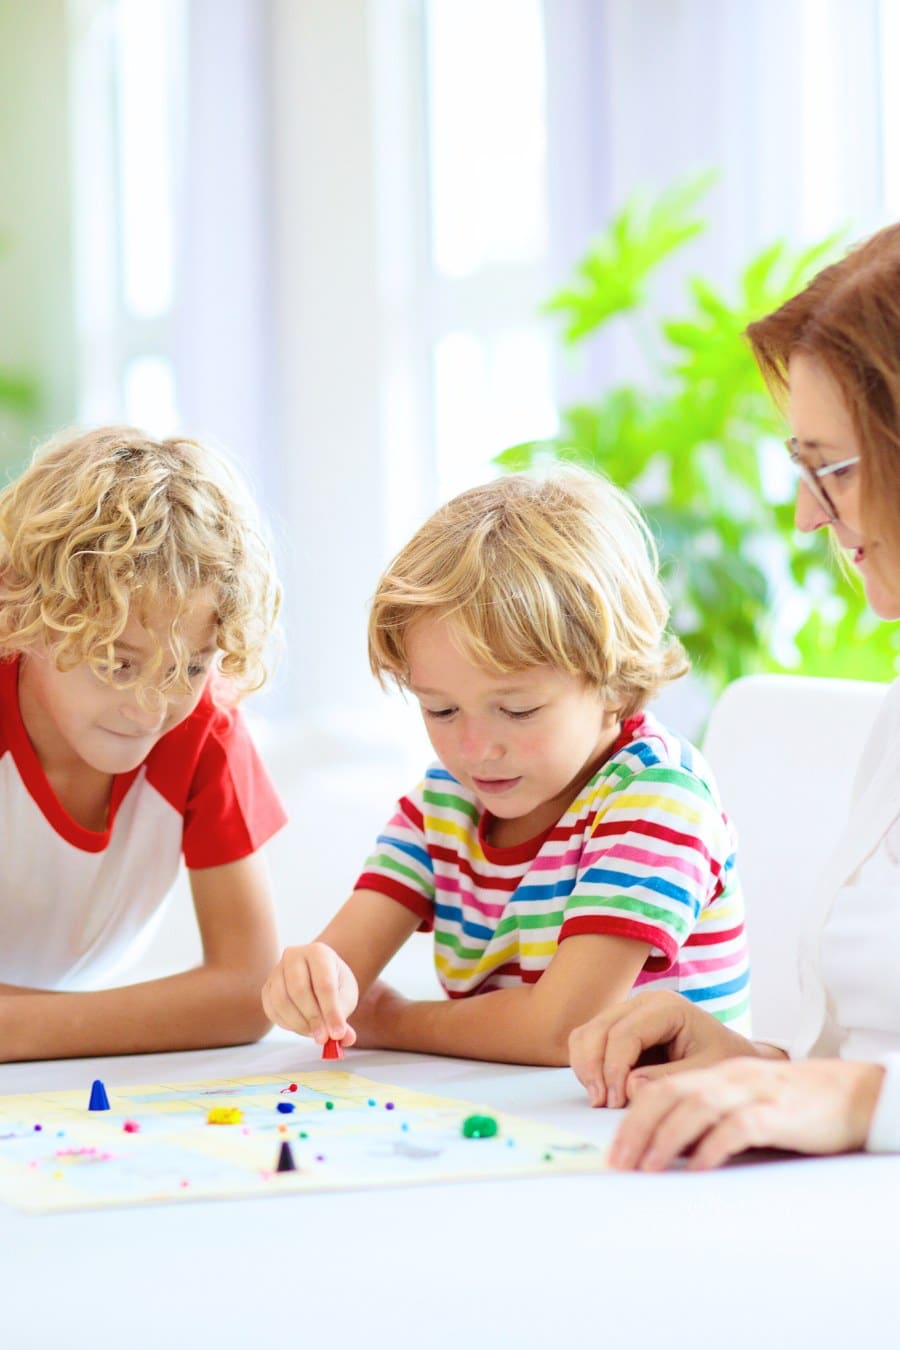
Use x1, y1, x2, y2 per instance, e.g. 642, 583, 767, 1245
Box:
88, 1079, 110, 1111
276, 1140, 297, 1173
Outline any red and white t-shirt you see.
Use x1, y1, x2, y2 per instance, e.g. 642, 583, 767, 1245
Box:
0, 657, 286, 990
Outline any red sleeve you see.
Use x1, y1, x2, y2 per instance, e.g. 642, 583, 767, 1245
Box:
145, 691, 287, 869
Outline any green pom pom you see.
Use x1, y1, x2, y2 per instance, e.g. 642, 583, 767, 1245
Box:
461, 1113, 499, 1139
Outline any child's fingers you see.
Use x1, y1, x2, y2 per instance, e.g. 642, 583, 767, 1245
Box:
261, 957, 311, 1033
304, 944, 358, 1042
267, 945, 341, 1036
265, 947, 330, 1038
263, 944, 359, 1043
281, 947, 336, 1042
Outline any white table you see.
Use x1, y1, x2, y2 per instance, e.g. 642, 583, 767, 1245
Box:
2, 1032, 897, 1350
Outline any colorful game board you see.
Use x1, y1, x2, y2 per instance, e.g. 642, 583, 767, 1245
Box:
0, 1070, 608, 1213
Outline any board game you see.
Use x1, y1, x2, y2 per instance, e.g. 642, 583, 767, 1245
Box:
0, 1069, 608, 1213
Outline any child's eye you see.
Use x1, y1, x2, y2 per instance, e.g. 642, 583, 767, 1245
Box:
187, 663, 208, 680
503, 706, 540, 720
422, 707, 456, 720
100, 659, 133, 685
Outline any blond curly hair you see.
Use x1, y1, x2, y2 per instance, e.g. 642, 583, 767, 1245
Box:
369, 468, 688, 718
0, 426, 281, 698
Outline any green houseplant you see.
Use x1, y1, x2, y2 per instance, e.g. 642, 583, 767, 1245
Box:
496, 176, 900, 696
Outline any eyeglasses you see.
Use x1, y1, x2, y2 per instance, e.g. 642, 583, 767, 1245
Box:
785, 438, 861, 524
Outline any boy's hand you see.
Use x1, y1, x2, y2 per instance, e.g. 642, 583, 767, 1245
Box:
607, 1057, 885, 1171
568, 989, 755, 1109
262, 943, 359, 1047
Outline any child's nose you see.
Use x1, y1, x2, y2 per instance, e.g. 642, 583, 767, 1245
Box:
459, 717, 501, 762
120, 691, 167, 731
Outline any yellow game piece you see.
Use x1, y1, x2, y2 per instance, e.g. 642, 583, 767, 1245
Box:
206, 1106, 243, 1125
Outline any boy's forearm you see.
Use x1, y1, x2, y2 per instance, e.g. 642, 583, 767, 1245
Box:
355, 934, 652, 1066
0, 966, 271, 1063
316, 890, 424, 1000
356, 981, 572, 1067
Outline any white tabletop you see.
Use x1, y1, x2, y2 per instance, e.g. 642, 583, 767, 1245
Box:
2, 1032, 898, 1350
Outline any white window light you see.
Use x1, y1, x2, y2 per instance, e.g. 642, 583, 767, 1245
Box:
425, 0, 556, 501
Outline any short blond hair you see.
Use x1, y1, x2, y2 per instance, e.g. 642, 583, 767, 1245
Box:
369, 469, 688, 717
0, 426, 281, 697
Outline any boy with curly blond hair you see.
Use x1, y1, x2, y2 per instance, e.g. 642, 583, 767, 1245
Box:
0, 426, 285, 1061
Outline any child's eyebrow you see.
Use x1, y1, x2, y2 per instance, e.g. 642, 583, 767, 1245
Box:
410, 682, 537, 697
113, 640, 218, 658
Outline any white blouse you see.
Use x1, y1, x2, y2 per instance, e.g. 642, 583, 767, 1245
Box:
820, 815, 900, 1062
786, 677, 900, 1152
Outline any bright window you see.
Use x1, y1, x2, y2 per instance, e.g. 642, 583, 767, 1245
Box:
68, 0, 184, 431
425, 0, 557, 501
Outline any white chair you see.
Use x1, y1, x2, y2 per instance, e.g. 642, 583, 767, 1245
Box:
701, 673, 888, 1045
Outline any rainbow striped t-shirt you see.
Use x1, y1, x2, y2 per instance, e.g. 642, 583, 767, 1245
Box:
356, 711, 751, 1030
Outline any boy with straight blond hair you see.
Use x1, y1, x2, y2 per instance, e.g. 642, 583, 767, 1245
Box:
265, 469, 749, 1065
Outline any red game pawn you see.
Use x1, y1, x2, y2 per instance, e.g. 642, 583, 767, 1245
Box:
322, 1038, 344, 1060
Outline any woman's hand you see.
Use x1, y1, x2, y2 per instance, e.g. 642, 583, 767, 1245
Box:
569, 990, 759, 1109
262, 942, 359, 1047
607, 1056, 886, 1171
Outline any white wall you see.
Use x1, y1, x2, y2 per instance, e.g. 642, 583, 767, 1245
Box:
268, 0, 426, 743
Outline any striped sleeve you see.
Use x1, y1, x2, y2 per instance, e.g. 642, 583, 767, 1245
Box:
559, 764, 726, 967
354, 786, 436, 929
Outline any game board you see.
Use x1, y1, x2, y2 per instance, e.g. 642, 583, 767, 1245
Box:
0, 1070, 607, 1213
